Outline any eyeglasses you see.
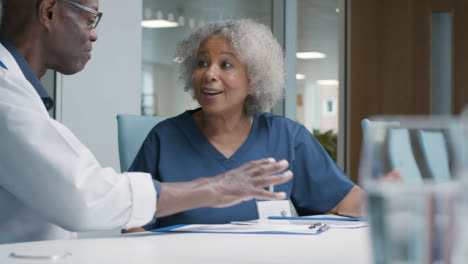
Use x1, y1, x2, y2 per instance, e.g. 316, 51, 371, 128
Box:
58, 0, 103, 29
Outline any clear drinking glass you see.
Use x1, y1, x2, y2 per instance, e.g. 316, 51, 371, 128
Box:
359, 115, 468, 264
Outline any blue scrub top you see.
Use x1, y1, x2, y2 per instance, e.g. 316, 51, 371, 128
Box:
130, 108, 354, 229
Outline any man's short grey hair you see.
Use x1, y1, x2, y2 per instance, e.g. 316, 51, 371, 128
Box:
174, 19, 285, 115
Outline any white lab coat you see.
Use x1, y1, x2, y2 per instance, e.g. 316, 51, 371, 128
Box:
0, 44, 156, 244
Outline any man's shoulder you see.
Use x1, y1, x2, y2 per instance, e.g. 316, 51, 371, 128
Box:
0, 64, 8, 78
0, 59, 8, 70
0, 65, 29, 92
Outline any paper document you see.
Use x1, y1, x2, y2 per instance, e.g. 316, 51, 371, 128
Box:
151, 223, 328, 235
266, 214, 368, 229
151, 215, 367, 235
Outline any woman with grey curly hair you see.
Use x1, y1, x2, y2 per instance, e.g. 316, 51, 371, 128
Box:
175, 19, 285, 115
129, 19, 363, 230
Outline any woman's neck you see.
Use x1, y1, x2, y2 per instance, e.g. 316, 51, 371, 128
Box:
195, 109, 252, 135
193, 108, 253, 158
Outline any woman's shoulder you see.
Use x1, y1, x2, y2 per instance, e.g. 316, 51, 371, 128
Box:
149, 109, 195, 135
257, 112, 305, 131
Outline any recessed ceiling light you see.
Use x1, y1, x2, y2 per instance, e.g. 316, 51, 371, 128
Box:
317, 80, 339, 86
296, 52, 326, 59
141, 20, 178, 28
296, 74, 306, 80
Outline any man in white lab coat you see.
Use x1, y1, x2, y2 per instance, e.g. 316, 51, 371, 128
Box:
0, 0, 293, 244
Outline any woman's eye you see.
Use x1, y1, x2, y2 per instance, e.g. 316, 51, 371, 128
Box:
221, 61, 232, 68
197, 60, 208, 67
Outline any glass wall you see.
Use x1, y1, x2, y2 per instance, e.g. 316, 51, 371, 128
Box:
296, 0, 341, 161
41, 70, 56, 118
141, 0, 272, 116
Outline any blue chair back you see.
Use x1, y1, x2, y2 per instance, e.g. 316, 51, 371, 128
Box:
416, 130, 451, 182
116, 114, 166, 172
361, 119, 400, 178
361, 119, 400, 153
387, 128, 423, 182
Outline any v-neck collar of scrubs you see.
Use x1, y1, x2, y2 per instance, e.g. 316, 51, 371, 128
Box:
182, 108, 258, 167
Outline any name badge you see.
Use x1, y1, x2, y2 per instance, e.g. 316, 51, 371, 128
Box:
256, 200, 292, 219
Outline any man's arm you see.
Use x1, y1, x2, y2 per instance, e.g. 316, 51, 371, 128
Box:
156, 158, 292, 217
123, 158, 292, 233
0, 71, 156, 232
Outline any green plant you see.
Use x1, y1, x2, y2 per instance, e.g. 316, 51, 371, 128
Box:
312, 129, 337, 161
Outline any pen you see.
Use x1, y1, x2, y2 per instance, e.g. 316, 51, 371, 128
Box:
308, 222, 328, 231
268, 184, 274, 192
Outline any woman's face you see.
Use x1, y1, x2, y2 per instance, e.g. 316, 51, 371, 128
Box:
192, 35, 250, 116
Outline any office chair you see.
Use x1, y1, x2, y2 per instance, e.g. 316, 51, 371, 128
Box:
361, 119, 401, 153
116, 114, 166, 172
361, 119, 401, 179
387, 128, 423, 182
416, 130, 451, 182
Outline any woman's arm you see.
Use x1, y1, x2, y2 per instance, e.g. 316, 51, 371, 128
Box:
328, 185, 365, 217
328, 170, 402, 217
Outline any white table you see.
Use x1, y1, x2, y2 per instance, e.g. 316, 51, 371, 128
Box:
0, 227, 372, 264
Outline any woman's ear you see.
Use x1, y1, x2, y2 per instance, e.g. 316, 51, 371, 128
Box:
37, 0, 57, 31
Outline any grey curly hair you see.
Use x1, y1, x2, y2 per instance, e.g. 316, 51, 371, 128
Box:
174, 19, 285, 115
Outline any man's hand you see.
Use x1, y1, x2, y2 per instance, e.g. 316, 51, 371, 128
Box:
210, 158, 293, 208
155, 158, 293, 218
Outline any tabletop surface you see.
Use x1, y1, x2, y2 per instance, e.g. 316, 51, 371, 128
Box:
0, 227, 372, 264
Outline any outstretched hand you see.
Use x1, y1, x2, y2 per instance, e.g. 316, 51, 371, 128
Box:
210, 158, 293, 208
155, 158, 293, 218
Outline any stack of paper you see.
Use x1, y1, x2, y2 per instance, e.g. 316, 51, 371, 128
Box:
151, 215, 367, 235
266, 214, 368, 229
156, 223, 327, 235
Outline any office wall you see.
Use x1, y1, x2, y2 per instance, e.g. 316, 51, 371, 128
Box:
57, 0, 142, 172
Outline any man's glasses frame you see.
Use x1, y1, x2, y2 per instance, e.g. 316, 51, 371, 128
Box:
58, 0, 103, 29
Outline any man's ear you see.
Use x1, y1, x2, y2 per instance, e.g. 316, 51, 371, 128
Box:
37, 0, 58, 31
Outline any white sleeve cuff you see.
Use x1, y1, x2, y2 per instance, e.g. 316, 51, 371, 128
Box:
123, 172, 157, 229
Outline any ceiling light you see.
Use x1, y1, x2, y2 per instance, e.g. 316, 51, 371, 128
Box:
296, 52, 326, 59
141, 20, 178, 28
296, 74, 306, 80
317, 80, 339, 86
